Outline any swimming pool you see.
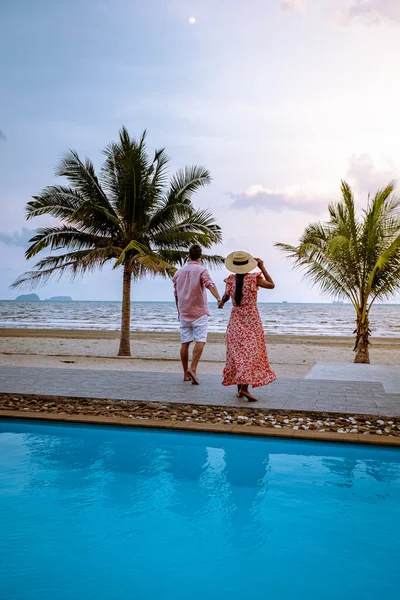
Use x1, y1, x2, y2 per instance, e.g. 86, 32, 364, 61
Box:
0, 420, 399, 600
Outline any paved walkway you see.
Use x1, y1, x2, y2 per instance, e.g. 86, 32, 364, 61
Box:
0, 366, 399, 416
306, 362, 400, 394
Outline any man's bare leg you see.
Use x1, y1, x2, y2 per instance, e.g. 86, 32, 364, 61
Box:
187, 341, 205, 384
180, 342, 192, 381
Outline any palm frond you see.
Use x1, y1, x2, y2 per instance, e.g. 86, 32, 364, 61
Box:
147, 148, 170, 200
175, 209, 222, 244
114, 239, 151, 268
276, 180, 400, 315
198, 253, 225, 269
328, 234, 350, 254
156, 249, 189, 266
366, 233, 400, 299
375, 233, 400, 271
370, 262, 400, 303
11, 248, 116, 289
275, 235, 359, 305
56, 150, 111, 208
361, 183, 400, 296
131, 253, 177, 278
25, 226, 111, 259
152, 228, 220, 250
360, 183, 397, 256
296, 253, 356, 304
274, 242, 298, 258
157, 249, 224, 270
109, 128, 154, 229
26, 186, 85, 220
167, 166, 212, 204
55, 150, 121, 236
147, 202, 194, 236
147, 166, 212, 233
68, 201, 122, 237
100, 141, 120, 203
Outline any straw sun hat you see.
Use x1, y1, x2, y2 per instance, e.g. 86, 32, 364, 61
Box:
224, 251, 258, 274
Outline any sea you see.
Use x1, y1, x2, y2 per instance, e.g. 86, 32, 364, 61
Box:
0, 300, 400, 337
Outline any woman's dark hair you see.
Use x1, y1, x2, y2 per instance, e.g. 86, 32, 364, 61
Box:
189, 245, 202, 261
235, 274, 245, 306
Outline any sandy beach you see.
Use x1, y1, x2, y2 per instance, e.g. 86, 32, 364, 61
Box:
1, 328, 399, 378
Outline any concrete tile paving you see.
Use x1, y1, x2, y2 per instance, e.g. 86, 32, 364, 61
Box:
0, 366, 398, 416
306, 362, 400, 394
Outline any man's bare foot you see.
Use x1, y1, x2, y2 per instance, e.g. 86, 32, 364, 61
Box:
184, 372, 192, 382
187, 369, 200, 385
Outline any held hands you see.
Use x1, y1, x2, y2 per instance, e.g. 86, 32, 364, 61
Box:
218, 299, 225, 309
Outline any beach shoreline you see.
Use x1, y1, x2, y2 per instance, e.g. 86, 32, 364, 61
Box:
1, 328, 399, 378
1, 327, 400, 346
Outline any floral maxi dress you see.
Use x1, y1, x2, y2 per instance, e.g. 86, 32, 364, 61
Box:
222, 272, 276, 388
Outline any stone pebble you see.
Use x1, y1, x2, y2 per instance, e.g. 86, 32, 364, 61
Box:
0, 394, 399, 438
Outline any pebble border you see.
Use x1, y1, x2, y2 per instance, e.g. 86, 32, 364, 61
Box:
0, 393, 399, 445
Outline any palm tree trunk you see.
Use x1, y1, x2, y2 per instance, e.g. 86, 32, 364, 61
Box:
354, 314, 370, 364
118, 265, 132, 357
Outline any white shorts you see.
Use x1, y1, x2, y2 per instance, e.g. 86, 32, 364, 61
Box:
180, 315, 209, 343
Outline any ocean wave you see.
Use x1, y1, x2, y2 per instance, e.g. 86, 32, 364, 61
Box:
1, 301, 400, 337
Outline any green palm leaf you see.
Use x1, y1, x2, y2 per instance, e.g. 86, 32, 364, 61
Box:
167, 166, 212, 204
148, 166, 212, 232
25, 226, 110, 259
26, 186, 84, 220
11, 248, 117, 289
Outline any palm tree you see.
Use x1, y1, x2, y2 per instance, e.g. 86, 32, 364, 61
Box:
276, 181, 400, 363
12, 127, 223, 356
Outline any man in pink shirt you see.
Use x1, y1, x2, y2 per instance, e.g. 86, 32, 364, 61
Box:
173, 245, 221, 384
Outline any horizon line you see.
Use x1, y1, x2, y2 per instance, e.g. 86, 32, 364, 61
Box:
2, 299, 400, 306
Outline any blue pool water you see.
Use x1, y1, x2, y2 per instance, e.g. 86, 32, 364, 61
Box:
0, 421, 399, 600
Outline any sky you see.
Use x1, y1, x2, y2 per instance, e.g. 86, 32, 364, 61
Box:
1, 0, 400, 302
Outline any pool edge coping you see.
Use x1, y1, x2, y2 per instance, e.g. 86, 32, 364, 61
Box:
1, 410, 399, 447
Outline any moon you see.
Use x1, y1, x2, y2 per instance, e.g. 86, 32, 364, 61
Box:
188, 16, 196, 24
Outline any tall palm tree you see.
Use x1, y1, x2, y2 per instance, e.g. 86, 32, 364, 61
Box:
12, 127, 223, 356
276, 181, 400, 363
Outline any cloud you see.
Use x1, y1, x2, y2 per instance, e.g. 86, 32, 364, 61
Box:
330, 1, 400, 25
230, 154, 399, 213
338, 1, 400, 25
346, 153, 398, 194
0, 228, 34, 248
280, 0, 307, 12
281, 0, 400, 25
230, 183, 332, 214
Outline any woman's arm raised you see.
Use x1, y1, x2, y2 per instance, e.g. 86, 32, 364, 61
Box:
255, 259, 275, 289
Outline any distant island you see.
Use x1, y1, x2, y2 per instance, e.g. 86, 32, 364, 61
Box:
14, 294, 73, 302
15, 293, 40, 302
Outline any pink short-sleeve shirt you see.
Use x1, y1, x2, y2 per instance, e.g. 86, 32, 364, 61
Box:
173, 261, 215, 321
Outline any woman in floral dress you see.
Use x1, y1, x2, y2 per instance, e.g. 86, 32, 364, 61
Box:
218, 251, 276, 401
